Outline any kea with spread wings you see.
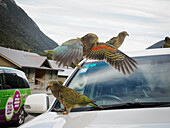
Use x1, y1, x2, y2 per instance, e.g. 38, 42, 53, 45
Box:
45, 33, 137, 75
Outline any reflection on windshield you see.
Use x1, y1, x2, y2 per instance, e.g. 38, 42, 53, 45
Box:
68, 55, 170, 106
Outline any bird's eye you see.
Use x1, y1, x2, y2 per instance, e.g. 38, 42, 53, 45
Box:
122, 33, 125, 36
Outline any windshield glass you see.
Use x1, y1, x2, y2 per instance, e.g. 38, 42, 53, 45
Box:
67, 54, 170, 106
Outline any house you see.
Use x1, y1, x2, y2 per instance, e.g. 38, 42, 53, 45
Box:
0, 46, 63, 88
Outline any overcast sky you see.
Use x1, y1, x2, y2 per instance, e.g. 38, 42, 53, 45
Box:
15, 0, 170, 51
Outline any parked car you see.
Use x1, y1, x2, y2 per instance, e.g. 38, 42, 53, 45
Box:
0, 67, 31, 126
21, 48, 170, 128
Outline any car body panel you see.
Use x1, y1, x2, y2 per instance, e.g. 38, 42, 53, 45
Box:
20, 107, 170, 128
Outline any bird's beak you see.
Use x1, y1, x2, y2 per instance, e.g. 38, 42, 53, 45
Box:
126, 33, 129, 36
95, 39, 99, 45
46, 83, 51, 91
95, 41, 99, 44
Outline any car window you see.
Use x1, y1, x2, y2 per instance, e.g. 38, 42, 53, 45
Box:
4, 73, 17, 89
4, 73, 29, 89
0, 74, 3, 90
67, 54, 170, 106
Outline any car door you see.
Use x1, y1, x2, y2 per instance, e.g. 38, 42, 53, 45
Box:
0, 73, 18, 122
0, 74, 6, 121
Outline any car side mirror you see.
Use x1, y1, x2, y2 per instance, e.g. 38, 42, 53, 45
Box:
24, 94, 49, 116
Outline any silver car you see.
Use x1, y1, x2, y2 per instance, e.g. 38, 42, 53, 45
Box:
20, 48, 170, 128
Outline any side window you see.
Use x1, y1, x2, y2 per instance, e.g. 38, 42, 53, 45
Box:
23, 79, 29, 88
24, 68, 30, 79
17, 75, 26, 88
17, 75, 29, 88
49, 70, 53, 79
4, 73, 29, 89
0, 74, 3, 90
54, 71, 58, 79
4, 73, 18, 89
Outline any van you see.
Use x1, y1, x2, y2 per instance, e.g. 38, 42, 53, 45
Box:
0, 67, 31, 126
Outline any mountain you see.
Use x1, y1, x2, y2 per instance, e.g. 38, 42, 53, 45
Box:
0, 0, 58, 54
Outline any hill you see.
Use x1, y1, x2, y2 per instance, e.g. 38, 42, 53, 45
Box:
0, 0, 58, 54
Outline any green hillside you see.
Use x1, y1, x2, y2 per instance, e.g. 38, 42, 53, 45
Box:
0, 0, 58, 54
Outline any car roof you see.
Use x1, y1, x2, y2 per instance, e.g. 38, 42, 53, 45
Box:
0, 66, 24, 75
85, 48, 170, 63
125, 48, 170, 57
0, 66, 21, 71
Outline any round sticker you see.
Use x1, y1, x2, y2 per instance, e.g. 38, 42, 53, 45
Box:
5, 97, 14, 121
13, 90, 21, 112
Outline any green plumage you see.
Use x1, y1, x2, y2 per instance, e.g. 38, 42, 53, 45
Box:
46, 81, 101, 114
106, 31, 129, 48
51, 34, 98, 67
45, 32, 138, 75
162, 37, 170, 48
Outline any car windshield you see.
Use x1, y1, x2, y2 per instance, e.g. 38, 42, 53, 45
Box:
67, 54, 170, 107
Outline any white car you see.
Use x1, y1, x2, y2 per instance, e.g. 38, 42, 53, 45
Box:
20, 48, 170, 128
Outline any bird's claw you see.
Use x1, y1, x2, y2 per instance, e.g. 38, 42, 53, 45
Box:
54, 108, 68, 114
63, 111, 68, 114
54, 108, 65, 112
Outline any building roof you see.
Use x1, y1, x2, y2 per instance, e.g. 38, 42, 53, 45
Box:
0, 46, 60, 70
58, 67, 74, 76
48, 60, 64, 71
0, 46, 45, 68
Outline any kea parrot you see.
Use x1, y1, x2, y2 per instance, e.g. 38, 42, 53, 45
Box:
45, 33, 137, 75
46, 81, 102, 114
162, 37, 170, 48
106, 31, 129, 48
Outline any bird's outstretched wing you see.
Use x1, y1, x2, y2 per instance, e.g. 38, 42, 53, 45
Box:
86, 43, 137, 75
53, 39, 83, 67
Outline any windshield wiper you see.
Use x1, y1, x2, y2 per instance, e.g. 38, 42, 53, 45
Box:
88, 102, 170, 111
52, 102, 170, 113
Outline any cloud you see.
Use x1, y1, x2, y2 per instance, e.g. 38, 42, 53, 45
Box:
15, 0, 170, 50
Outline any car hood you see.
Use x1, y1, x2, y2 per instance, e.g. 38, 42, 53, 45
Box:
20, 107, 170, 128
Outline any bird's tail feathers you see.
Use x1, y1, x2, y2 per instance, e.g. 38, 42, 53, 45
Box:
88, 102, 103, 109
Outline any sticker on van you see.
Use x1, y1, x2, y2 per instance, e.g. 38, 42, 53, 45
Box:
5, 97, 14, 121
13, 90, 21, 112
5, 90, 22, 121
